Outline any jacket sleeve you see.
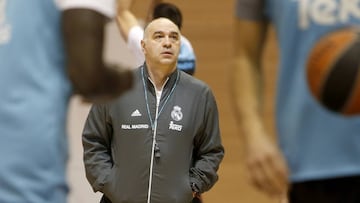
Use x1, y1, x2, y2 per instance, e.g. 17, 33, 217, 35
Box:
190, 88, 225, 193
82, 104, 113, 192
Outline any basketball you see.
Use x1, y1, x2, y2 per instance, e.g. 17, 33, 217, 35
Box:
306, 27, 360, 116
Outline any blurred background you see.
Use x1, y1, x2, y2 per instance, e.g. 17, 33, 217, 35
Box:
66, 0, 279, 202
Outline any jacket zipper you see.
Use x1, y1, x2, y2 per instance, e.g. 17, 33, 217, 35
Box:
141, 67, 178, 202
147, 97, 160, 203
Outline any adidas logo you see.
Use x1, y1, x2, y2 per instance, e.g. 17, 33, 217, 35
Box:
131, 109, 142, 117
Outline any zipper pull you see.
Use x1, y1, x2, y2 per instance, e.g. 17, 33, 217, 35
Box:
154, 142, 161, 158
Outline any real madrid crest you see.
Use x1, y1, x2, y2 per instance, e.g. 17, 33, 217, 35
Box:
171, 106, 183, 121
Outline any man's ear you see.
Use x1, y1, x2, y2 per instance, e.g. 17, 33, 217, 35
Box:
141, 40, 146, 54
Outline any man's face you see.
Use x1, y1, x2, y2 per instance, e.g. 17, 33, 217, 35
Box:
142, 18, 181, 66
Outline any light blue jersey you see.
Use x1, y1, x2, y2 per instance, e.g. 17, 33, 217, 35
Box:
237, 0, 360, 183
0, 0, 71, 202
177, 35, 196, 74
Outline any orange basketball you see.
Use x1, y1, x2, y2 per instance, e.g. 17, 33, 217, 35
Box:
306, 27, 360, 116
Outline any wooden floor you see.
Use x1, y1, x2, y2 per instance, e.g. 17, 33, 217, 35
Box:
66, 1, 280, 202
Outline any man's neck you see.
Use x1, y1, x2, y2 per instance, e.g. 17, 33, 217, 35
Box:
146, 63, 176, 91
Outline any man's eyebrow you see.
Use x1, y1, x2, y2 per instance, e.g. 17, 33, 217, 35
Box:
153, 31, 163, 35
152, 31, 179, 35
170, 31, 179, 35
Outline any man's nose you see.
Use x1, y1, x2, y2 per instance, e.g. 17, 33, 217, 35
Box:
163, 37, 172, 47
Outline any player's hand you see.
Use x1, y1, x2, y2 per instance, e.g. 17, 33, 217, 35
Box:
243, 126, 289, 198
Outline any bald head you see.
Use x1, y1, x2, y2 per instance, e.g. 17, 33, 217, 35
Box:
143, 18, 180, 40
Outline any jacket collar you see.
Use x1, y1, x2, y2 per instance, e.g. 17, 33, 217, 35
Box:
141, 63, 179, 94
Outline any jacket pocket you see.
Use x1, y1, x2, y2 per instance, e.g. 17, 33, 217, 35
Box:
185, 176, 194, 202
102, 164, 118, 201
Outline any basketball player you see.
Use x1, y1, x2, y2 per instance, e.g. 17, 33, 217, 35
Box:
232, 0, 360, 202
0, 1, 132, 202
116, 0, 196, 75
82, 17, 224, 203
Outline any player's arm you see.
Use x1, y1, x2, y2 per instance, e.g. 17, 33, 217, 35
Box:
62, 9, 133, 103
116, 0, 139, 42
231, 18, 289, 197
232, 19, 267, 140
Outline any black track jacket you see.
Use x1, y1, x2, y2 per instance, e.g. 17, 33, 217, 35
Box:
82, 66, 224, 203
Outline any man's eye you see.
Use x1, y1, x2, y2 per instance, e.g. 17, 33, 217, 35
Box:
170, 35, 179, 40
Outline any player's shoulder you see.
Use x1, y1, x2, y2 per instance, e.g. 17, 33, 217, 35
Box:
180, 35, 192, 48
179, 35, 195, 58
180, 35, 195, 52
178, 35, 196, 73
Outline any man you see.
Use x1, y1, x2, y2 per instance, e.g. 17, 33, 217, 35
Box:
116, 0, 196, 75
117, 1, 202, 202
232, 0, 360, 202
82, 18, 224, 203
0, 0, 132, 202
